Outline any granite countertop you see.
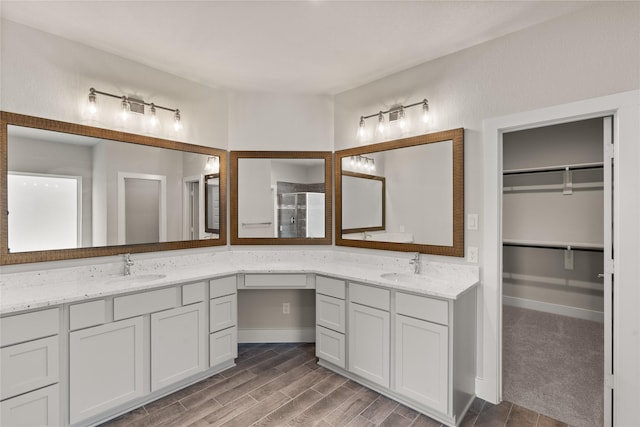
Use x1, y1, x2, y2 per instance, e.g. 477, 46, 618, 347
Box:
0, 251, 479, 314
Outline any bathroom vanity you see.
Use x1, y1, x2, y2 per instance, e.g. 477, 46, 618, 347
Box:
0, 252, 477, 427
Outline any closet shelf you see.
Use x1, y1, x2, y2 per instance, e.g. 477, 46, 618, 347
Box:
503, 161, 604, 176
503, 239, 604, 252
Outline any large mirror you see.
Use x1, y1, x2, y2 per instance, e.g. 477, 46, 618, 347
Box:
335, 128, 464, 256
1, 111, 227, 265
230, 151, 332, 245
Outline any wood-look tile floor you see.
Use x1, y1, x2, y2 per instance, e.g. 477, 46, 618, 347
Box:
100, 343, 569, 427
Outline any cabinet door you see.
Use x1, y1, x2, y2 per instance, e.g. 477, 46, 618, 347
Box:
210, 294, 237, 333
210, 327, 238, 367
151, 303, 207, 391
348, 302, 390, 387
316, 326, 345, 368
394, 314, 448, 414
0, 384, 59, 427
69, 317, 144, 424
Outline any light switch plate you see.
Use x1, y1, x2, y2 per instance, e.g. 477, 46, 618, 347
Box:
467, 247, 478, 263
468, 214, 478, 230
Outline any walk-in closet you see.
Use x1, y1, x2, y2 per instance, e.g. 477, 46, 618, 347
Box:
501, 117, 610, 427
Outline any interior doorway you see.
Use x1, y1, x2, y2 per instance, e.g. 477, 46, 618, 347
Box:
500, 117, 611, 426
117, 172, 167, 245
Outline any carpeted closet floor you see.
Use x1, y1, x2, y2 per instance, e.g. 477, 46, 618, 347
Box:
502, 305, 604, 427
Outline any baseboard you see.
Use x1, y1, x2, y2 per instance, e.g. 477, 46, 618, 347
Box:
238, 327, 316, 343
503, 295, 604, 323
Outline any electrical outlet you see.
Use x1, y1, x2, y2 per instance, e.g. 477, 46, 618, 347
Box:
467, 247, 478, 263
282, 303, 290, 314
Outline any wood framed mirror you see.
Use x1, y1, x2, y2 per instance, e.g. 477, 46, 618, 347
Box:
1, 111, 227, 265
230, 151, 332, 245
335, 128, 464, 256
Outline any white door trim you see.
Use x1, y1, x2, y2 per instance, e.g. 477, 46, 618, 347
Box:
117, 172, 167, 245
481, 90, 640, 426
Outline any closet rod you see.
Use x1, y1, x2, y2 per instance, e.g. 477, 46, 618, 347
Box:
503, 161, 604, 176
502, 242, 604, 252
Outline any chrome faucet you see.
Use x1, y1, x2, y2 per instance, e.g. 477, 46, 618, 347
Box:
410, 252, 421, 274
362, 231, 372, 240
123, 253, 134, 276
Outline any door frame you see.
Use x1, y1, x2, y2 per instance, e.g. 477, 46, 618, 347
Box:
182, 175, 202, 240
481, 90, 640, 425
117, 172, 167, 245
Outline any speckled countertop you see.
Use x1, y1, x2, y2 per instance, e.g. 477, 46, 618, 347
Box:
0, 250, 479, 314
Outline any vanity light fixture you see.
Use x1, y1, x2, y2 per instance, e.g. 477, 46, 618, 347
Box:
86, 87, 183, 131
357, 98, 429, 139
204, 156, 219, 173
348, 155, 375, 173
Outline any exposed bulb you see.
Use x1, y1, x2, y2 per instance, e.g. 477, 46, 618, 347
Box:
357, 116, 366, 139
87, 89, 98, 116
173, 109, 183, 131
422, 99, 430, 124
205, 156, 217, 172
370, 159, 376, 172
149, 104, 158, 127
398, 107, 407, 129
349, 156, 355, 167
376, 111, 386, 135
120, 97, 130, 121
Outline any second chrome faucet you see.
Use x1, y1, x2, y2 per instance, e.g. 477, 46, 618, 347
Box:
123, 253, 134, 276
410, 252, 421, 274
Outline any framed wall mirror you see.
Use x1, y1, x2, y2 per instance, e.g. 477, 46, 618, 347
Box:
335, 128, 464, 256
1, 111, 227, 265
230, 151, 332, 245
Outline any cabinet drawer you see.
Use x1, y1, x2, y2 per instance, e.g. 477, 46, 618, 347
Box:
210, 294, 237, 333
210, 327, 237, 367
70, 300, 106, 331
316, 276, 346, 299
210, 276, 237, 298
183, 282, 206, 305
114, 287, 178, 320
349, 283, 390, 311
316, 294, 346, 333
0, 384, 59, 427
243, 274, 311, 288
396, 292, 449, 326
316, 326, 345, 368
0, 308, 59, 347
1, 336, 59, 400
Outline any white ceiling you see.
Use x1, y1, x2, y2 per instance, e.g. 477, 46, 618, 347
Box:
1, 1, 590, 94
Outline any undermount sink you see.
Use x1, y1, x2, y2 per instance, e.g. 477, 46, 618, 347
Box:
380, 272, 442, 285
106, 273, 167, 285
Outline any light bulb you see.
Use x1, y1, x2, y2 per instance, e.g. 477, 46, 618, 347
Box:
350, 156, 355, 167
173, 109, 183, 131
370, 159, 376, 172
120, 97, 130, 121
357, 116, 366, 139
422, 99, 429, 123
205, 156, 214, 171
149, 104, 158, 127
87, 89, 98, 116
399, 107, 407, 129
376, 111, 386, 135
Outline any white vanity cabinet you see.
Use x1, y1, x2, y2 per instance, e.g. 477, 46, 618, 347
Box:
348, 283, 391, 388
315, 279, 477, 427
209, 276, 238, 367
0, 308, 61, 427
316, 276, 346, 368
